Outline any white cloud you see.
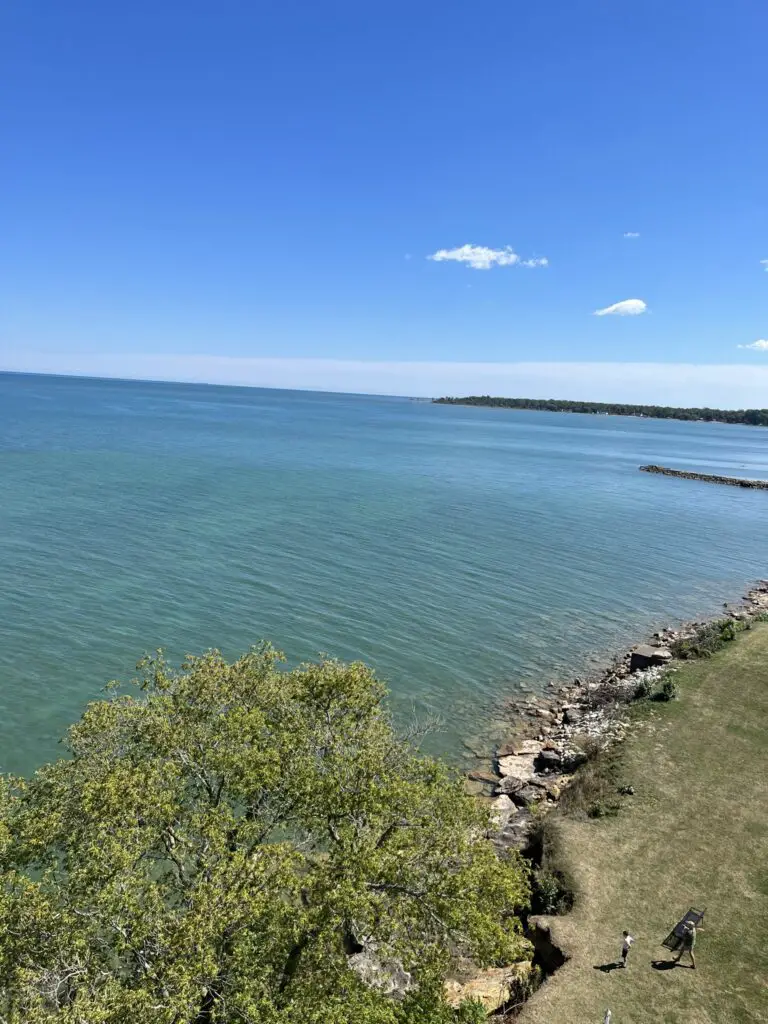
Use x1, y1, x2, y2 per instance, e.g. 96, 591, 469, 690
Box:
593, 298, 647, 317
6, 353, 768, 407
738, 340, 768, 351
761, 260, 768, 272
427, 244, 548, 271
623, 232, 640, 238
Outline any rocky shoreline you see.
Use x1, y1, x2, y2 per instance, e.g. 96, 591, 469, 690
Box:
356, 584, 768, 1018
436, 581, 768, 1015
467, 581, 768, 857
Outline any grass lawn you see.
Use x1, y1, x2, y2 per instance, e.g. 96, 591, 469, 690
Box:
518, 623, 768, 1024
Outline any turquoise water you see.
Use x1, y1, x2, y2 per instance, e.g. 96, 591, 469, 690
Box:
2, 372, 768, 775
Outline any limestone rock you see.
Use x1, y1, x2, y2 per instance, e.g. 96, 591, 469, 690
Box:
629, 645, 672, 673
512, 784, 546, 807
543, 778, 562, 800
444, 963, 531, 1014
535, 748, 562, 771
349, 949, 413, 1000
467, 769, 500, 785
497, 753, 537, 781
563, 706, 583, 726
518, 739, 545, 754
496, 741, 521, 757
497, 739, 542, 757
494, 807, 534, 850
495, 774, 526, 796
489, 794, 518, 826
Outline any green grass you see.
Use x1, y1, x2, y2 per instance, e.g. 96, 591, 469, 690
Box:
518, 623, 768, 1024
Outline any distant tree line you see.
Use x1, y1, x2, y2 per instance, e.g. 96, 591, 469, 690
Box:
433, 396, 768, 426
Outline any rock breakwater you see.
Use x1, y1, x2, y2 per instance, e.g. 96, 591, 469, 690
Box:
640, 465, 768, 489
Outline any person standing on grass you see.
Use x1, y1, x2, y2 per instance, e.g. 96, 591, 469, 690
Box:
620, 930, 634, 967
674, 922, 696, 968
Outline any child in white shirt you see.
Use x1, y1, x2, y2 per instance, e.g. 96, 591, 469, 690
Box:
620, 930, 635, 967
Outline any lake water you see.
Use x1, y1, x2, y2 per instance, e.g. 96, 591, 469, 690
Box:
2, 372, 767, 775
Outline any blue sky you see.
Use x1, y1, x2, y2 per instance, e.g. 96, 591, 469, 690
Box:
2, 1, 767, 402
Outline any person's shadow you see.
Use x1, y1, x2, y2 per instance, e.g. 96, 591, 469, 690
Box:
651, 959, 678, 971
593, 962, 623, 973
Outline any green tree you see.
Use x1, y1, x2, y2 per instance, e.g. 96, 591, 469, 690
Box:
0, 647, 530, 1023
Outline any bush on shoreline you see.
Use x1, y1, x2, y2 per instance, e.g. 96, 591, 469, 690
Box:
669, 616, 751, 660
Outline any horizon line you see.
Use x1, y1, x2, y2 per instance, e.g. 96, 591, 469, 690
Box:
0, 368, 416, 401
4, 361, 768, 411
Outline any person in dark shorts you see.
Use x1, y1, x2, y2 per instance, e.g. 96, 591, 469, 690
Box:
674, 922, 696, 968
620, 930, 634, 967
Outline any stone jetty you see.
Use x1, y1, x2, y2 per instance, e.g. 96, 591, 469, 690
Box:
640, 465, 768, 489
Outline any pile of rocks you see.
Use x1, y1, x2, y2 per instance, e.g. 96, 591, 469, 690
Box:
482, 738, 573, 851
467, 667, 662, 852
726, 580, 768, 618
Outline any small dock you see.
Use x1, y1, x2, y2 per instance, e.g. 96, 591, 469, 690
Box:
639, 465, 768, 489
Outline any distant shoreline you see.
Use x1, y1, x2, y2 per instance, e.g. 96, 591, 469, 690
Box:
433, 395, 768, 427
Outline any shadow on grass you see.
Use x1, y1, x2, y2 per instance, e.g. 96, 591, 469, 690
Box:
651, 959, 679, 971
593, 962, 623, 973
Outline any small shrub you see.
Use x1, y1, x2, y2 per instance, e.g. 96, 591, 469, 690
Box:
660, 678, 679, 701
652, 677, 679, 702
572, 735, 603, 762
456, 998, 489, 1024
720, 620, 738, 642
587, 799, 618, 819
531, 868, 573, 915
532, 868, 560, 913
633, 676, 654, 700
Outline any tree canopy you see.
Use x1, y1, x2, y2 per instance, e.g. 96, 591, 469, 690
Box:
0, 646, 530, 1024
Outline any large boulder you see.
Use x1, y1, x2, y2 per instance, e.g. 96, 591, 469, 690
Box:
489, 794, 518, 827
348, 949, 413, 1000
493, 807, 534, 850
543, 775, 568, 800
629, 645, 672, 673
535, 748, 562, 772
497, 753, 537, 782
444, 963, 532, 1014
467, 769, 500, 785
511, 784, 547, 807
495, 774, 526, 796
497, 739, 543, 757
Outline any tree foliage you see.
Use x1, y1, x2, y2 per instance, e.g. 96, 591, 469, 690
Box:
434, 395, 768, 426
0, 646, 530, 1023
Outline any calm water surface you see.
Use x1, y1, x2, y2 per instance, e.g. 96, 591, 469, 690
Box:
2, 373, 767, 774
